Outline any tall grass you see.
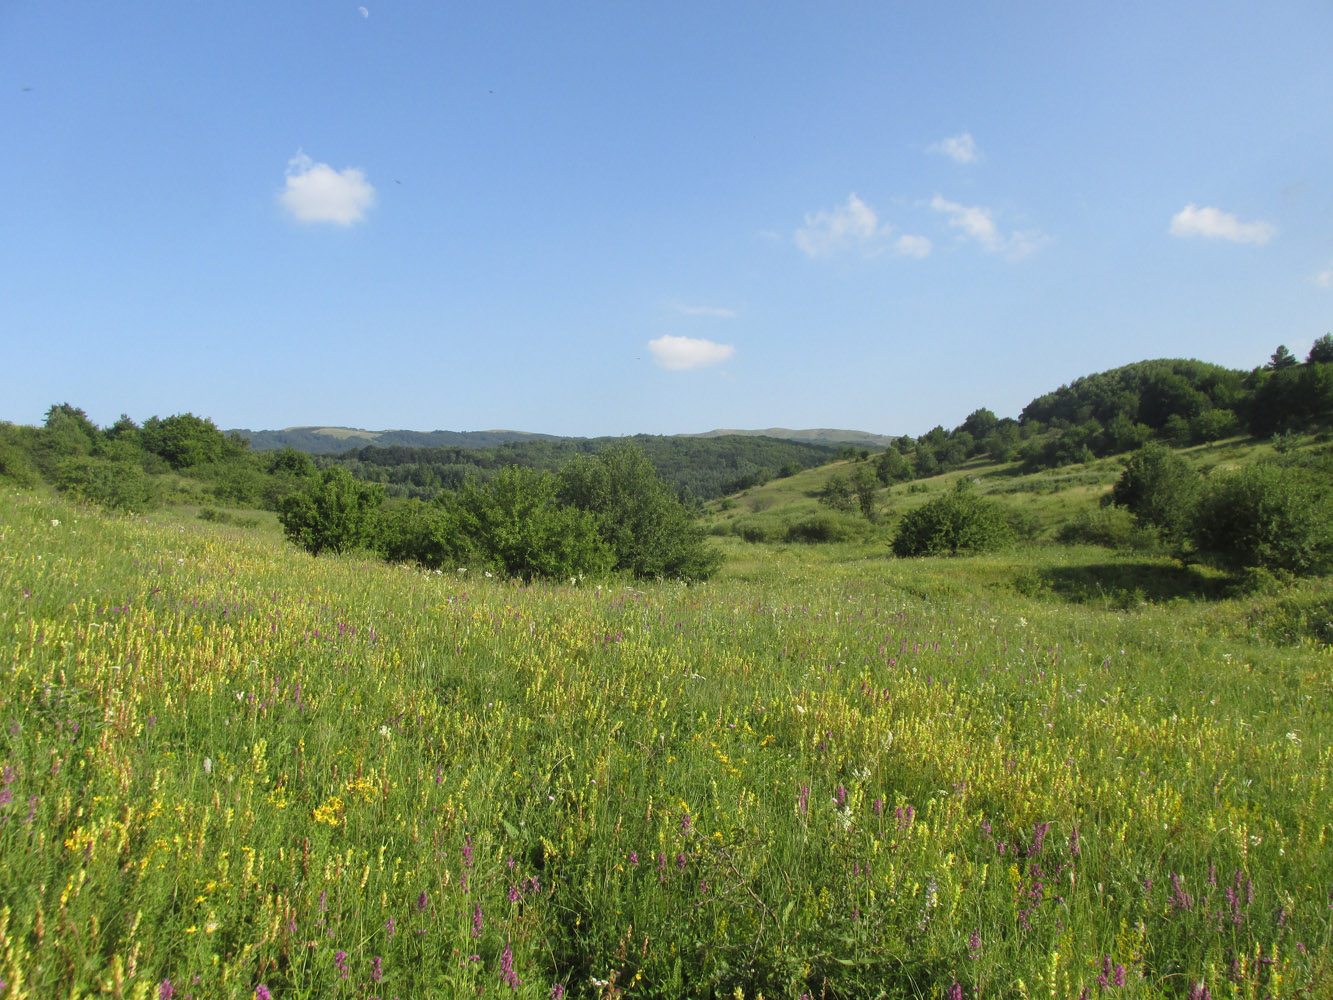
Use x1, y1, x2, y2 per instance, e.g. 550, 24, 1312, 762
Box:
1, 488, 1330, 998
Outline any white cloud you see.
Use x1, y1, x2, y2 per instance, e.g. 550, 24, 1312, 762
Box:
929, 195, 1047, 259
280, 150, 375, 225
673, 302, 738, 318
1168, 204, 1274, 245
648, 335, 735, 371
893, 234, 933, 258
928, 132, 979, 164
794, 193, 882, 257
1315, 264, 1333, 288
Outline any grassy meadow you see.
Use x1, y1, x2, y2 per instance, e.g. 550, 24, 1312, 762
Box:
2, 465, 1331, 998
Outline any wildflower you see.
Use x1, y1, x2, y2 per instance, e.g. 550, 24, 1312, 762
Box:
159, 980, 175, 1000
500, 942, 521, 989
550, 987, 566, 999
417, 890, 429, 913
628, 851, 639, 866
255, 987, 272, 1000
676, 852, 687, 869
472, 903, 484, 938
968, 928, 981, 959
947, 984, 963, 1000
371, 957, 383, 983
385, 917, 395, 937
833, 785, 847, 810
335, 950, 349, 979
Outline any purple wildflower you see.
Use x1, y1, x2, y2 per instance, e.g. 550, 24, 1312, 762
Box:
417, 890, 429, 913
676, 851, 687, 869
550, 986, 566, 999
500, 942, 521, 989
255, 987, 272, 1000
798, 784, 809, 816
334, 950, 349, 979
947, 984, 963, 1000
968, 928, 981, 959
371, 957, 383, 983
472, 903, 484, 938
833, 785, 847, 810
159, 981, 175, 1000
629, 851, 639, 866
385, 917, 395, 937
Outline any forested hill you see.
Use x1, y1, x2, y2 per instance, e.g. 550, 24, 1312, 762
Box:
326, 434, 842, 501
235, 427, 564, 452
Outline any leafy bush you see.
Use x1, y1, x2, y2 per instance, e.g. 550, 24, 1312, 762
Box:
1190, 462, 1333, 576
278, 467, 385, 556
891, 481, 1013, 557
557, 443, 720, 580
784, 513, 864, 544
1056, 506, 1159, 551
1109, 443, 1200, 546
448, 467, 612, 582
52, 456, 160, 512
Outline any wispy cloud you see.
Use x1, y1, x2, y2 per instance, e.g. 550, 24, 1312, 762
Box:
280, 150, 375, 225
894, 234, 933, 259
672, 302, 738, 318
928, 132, 979, 164
929, 195, 1046, 259
648, 335, 735, 371
1315, 263, 1333, 288
1168, 204, 1274, 245
794, 193, 881, 257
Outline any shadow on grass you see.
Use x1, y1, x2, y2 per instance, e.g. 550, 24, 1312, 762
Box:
1014, 560, 1232, 607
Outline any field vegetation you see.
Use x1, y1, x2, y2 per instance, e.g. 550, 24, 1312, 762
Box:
3, 443, 1332, 997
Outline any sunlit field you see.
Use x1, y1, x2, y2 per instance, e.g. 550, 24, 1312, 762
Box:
2, 488, 1330, 999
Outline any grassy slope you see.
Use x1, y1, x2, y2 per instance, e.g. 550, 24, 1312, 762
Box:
1, 460, 1331, 998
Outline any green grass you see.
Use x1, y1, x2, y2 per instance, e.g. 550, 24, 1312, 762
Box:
1, 483, 1331, 999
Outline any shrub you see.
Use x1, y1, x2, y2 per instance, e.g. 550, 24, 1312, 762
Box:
785, 514, 862, 544
52, 456, 160, 512
1109, 443, 1200, 546
558, 443, 720, 580
1056, 506, 1159, 551
450, 467, 612, 582
1190, 463, 1333, 576
278, 467, 385, 556
891, 481, 1013, 557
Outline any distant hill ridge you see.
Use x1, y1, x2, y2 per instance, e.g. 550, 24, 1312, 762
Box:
234, 425, 890, 453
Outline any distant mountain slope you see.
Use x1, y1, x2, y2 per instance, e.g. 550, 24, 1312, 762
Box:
687, 427, 897, 448
234, 427, 563, 453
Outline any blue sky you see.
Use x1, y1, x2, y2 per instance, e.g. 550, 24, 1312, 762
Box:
4, 2, 1331, 438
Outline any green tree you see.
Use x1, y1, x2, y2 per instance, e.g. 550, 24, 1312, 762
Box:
447, 467, 611, 582
851, 465, 880, 521
1190, 408, 1239, 444
278, 467, 385, 556
874, 447, 913, 484
816, 474, 855, 514
1267, 345, 1298, 371
1191, 462, 1333, 575
892, 480, 1013, 557
1109, 443, 1200, 547
1307, 334, 1333, 365
558, 442, 720, 579
141, 413, 231, 469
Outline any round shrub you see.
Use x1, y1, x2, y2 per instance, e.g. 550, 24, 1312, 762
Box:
891, 482, 1013, 557
1191, 462, 1333, 576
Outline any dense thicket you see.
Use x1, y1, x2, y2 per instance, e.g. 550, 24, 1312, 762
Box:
1106, 444, 1333, 576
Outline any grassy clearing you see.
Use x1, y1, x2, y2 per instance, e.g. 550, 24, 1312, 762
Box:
1, 486, 1331, 999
